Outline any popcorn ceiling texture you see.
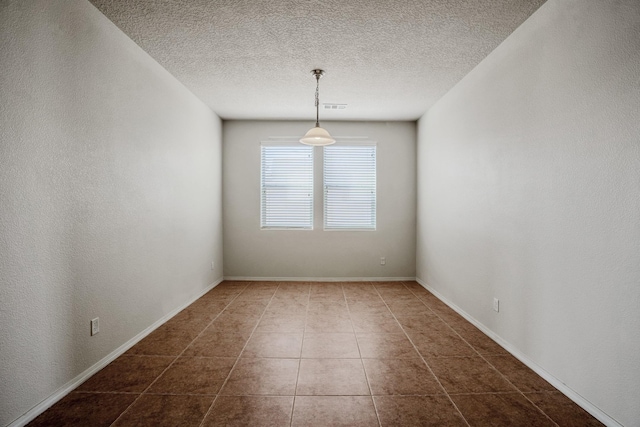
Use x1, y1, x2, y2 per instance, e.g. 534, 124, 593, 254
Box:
88, 0, 546, 120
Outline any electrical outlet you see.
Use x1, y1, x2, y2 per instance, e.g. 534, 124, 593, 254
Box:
380, 257, 386, 265
91, 317, 99, 336
493, 298, 500, 313
211, 261, 215, 270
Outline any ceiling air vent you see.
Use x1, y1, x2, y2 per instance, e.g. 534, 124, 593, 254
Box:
323, 103, 347, 110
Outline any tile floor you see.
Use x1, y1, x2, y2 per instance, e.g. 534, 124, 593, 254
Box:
29, 281, 603, 426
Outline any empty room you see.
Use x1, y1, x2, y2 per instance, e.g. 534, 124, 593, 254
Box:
1, 0, 638, 426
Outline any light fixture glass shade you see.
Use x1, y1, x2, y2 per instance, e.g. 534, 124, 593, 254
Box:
299, 126, 336, 146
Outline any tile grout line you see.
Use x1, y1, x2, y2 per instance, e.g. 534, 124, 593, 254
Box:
404, 281, 562, 426
402, 281, 560, 427
372, 281, 472, 427
342, 281, 382, 427
290, 282, 312, 427
108, 281, 251, 427
197, 281, 284, 427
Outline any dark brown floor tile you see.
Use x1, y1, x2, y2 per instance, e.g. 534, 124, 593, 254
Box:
350, 311, 396, 322
301, 333, 360, 358
348, 291, 387, 301
203, 287, 241, 296
210, 282, 247, 294
451, 393, 556, 426
395, 314, 449, 336
203, 396, 294, 427
165, 305, 223, 331
243, 332, 303, 358
266, 300, 308, 316
306, 313, 353, 333
351, 314, 404, 333
344, 297, 382, 307
208, 312, 261, 334
526, 392, 604, 426
256, 314, 306, 332
292, 396, 378, 427
242, 282, 279, 289
373, 281, 409, 290
375, 287, 416, 298
486, 355, 556, 392
221, 358, 299, 395
308, 294, 347, 303
201, 290, 241, 302
428, 357, 517, 393
417, 294, 452, 312
125, 324, 196, 356
248, 281, 280, 286
77, 355, 174, 393
272, 286, 309, 297
402, 280, 425, 291
199, 289, 240, 302
224, 299, 269, 315
190, 291, 233, 306
183, 330, 250, 357
343, 286, 379, 299
307, 301, 349, 315
356, 333, 420, 358
112, 394, 213, 427
277, 281, 312, 288
374, 395, 467, 427
233, 295, 276, 304
348, 301, 392, 315
36, 282, 576, 427
203, 284, 243, 295
411, 331, 477, 358
147, 356, 236, 394
27, 392, 137, 427
432, 306, 468, 324
363, 358, 443, 395
309, 283, 344, 295
376, 284, 415, 293
386, 300, 433, 316
271, 287, 306, 296
297, 359, 370, 395
271, 289, 309, 300
455, 326, 509, 355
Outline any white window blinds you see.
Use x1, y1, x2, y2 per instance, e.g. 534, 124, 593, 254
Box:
260, 145, 314, 229
324, 144, 376, 230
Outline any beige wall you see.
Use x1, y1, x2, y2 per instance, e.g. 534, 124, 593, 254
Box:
0, 1, 223, 425
416, 1, 640, 425
223, 120, 416, 279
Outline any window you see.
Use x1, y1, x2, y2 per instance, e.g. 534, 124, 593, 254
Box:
260, 144, 314, 229
324, 144, 376, 230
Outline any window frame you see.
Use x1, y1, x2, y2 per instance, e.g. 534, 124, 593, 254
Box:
260, 142, 314, 230
323, 141, 377, 231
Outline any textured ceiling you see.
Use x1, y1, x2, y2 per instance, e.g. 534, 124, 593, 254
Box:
89, 0, 546, 121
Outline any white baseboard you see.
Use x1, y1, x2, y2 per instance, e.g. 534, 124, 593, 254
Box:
8, 277, 224, 427
415, 277, 621, 427
223, 276, 416, 282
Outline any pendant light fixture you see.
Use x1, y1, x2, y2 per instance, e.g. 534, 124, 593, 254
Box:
300, 69, 336, 146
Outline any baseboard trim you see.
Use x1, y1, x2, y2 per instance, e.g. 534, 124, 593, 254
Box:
414, 277, 621, 427
223, 276, 416, 282
8, 277, 224, 427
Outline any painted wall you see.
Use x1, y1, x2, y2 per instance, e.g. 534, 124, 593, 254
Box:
416, 0, 640, 425
0, 1, 223, 425
223, 121, 416, 279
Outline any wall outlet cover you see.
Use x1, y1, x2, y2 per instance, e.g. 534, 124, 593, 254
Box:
91, 318, 99, 336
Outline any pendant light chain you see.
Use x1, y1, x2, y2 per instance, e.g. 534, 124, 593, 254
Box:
315, 74, 320, 127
